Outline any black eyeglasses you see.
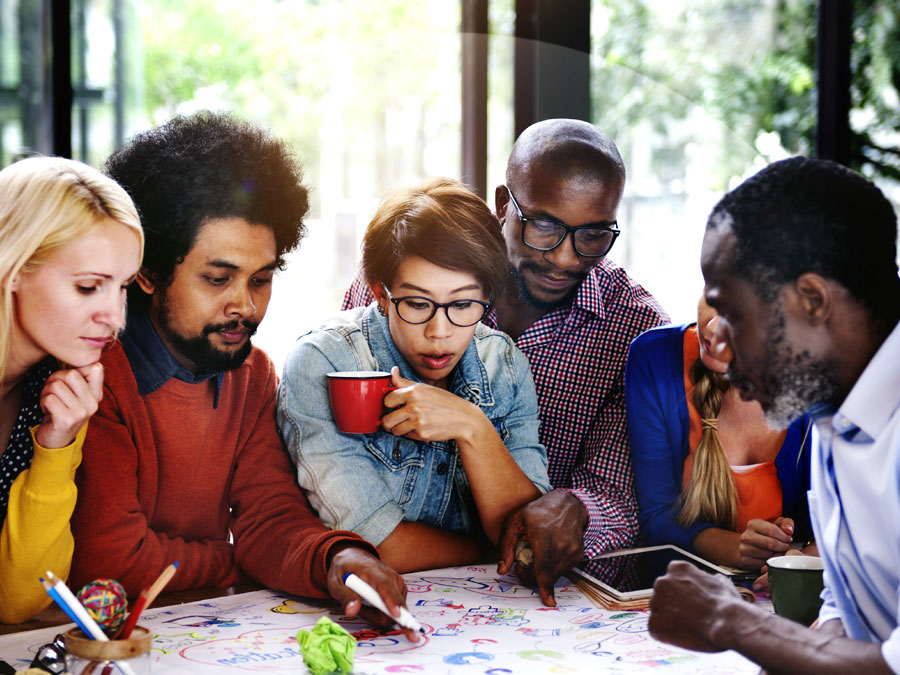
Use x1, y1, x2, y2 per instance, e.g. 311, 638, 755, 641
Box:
30, 634, 66, 674
382, 285, 490, 327
505, 186, 620, 258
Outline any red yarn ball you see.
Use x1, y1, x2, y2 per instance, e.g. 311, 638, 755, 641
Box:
76, 578, 128, 635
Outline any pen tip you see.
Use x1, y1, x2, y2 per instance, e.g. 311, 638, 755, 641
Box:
173, 560, 180, 568
341, 572, 351, 583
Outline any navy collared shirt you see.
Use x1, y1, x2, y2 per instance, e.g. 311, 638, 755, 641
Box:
120, 311, 225, 408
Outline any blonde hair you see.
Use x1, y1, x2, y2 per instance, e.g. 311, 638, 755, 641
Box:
676, 357, 738, 530
0, 156, 144, 384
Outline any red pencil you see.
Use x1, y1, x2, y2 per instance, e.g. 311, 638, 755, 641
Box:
115, 560, 179, 639
116, 589, 148, 640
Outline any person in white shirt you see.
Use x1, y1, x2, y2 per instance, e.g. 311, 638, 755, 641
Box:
647, 156, 900, 675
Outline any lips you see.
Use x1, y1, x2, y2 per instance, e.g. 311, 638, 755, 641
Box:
81, 336, 112, 349
421, 353, 453, 370
216, 329, 249, 345
532, 271, 576, 292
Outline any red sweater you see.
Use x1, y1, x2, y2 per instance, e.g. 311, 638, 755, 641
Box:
70, 341, 372, 597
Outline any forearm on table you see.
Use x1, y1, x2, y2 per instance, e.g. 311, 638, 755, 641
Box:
691, 527, 743, 568
376, 521, 491, 573
456, 418, 541, 543
713, 601, 891, 675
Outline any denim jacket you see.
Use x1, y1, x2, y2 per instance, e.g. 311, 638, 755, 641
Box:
276, 305, 550, 546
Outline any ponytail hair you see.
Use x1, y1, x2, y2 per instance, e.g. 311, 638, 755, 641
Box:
676, 357, 738, 529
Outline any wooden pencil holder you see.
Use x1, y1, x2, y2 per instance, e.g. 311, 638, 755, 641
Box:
63, 625, 151, 674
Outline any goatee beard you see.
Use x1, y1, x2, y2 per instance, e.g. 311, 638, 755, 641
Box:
509, 262, 582, 311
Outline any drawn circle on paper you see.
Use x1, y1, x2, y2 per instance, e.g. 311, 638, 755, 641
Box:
384, 666, 425, 672
614, 617, 649, 633
443, 651, 494, 665
485, 669, 513, 674
471, 638, 497, 644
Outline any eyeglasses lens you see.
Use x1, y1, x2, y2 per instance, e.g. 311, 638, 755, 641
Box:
523, 220, 616, 257
30, 635, 66, 674
396, 298, 484, 326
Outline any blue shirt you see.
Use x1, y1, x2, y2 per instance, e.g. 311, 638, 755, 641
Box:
120, 311, 224, 407
276, 305, 551, 546
809, 320, 900, 672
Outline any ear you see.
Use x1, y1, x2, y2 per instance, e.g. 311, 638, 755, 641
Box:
135, 268, 157, 295
8, 273, 20, 292
793, 273, 832, 326
494, 184, 510, 222
369, 279, 387, 303
369, 279, 390, 316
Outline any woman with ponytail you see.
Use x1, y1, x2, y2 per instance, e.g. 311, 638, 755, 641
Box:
625, 297, 815, 577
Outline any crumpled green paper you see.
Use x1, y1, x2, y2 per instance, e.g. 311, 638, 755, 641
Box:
296, 616, 356, 674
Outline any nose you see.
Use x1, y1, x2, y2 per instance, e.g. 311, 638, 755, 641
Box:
97, 291, 127, 332
708, 315, 734, 364
543, 231, 580, 271
226, 283, 256, 318
424, 307, 454, 339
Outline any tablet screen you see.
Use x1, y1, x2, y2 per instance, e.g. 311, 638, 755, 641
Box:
572, 545, 729, 600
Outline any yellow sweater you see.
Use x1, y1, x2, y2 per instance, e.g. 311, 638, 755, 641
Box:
0, 422, 86, 623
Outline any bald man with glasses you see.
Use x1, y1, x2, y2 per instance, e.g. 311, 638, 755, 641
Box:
343, 119, 668, 605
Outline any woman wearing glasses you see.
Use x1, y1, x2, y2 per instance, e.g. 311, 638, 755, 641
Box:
277, 177, 550, 572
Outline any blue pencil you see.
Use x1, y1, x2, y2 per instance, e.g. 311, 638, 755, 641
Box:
39, 577, 95, 636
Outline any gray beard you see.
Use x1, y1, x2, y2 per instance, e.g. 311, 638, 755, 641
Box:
762, 361, 840, 429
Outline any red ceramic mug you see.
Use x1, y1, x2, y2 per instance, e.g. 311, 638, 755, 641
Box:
327, 371, 398, 434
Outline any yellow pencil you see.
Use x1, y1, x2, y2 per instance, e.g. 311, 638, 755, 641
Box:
144, 560, 179, 610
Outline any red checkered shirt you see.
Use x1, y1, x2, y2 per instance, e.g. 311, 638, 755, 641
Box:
342, 258, 669, 557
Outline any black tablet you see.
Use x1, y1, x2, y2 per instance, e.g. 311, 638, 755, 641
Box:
571, 544, 733, 600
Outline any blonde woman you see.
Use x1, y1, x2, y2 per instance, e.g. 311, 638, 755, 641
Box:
625, 297, 815, 577
0, 157, 143, 622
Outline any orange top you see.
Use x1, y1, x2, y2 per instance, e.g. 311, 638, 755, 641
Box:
681, 326, 782, 532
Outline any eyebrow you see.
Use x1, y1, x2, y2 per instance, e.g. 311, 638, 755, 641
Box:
73, 272, 115, 279
398, 282, 482, 295
523, 207, 617, 229
205, 259, 278, 273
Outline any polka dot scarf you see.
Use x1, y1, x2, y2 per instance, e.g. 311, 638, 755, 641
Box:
0, 358, 55, 527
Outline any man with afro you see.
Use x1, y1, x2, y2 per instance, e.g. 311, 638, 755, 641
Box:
70, 112, 415, 635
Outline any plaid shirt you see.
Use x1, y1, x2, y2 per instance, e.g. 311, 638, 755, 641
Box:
342, 258, 669, 557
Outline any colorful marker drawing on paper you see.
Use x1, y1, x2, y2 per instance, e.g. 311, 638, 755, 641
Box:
0, 566, 759, 674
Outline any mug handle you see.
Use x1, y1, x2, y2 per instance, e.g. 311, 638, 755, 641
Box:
381, 385, 399, 412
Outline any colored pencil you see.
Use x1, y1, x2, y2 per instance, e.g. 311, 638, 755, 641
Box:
40, 578, 94, 636
144, 560, 179, 609
115, 589, 148, 640
45, 571, 108, 641
117, 560, 179, 640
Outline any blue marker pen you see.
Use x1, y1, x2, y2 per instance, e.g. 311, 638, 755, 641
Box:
342, 573, 425, 635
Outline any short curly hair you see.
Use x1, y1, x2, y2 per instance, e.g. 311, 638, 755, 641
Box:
106, 111, 309, 310
708, 156, 898, 325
